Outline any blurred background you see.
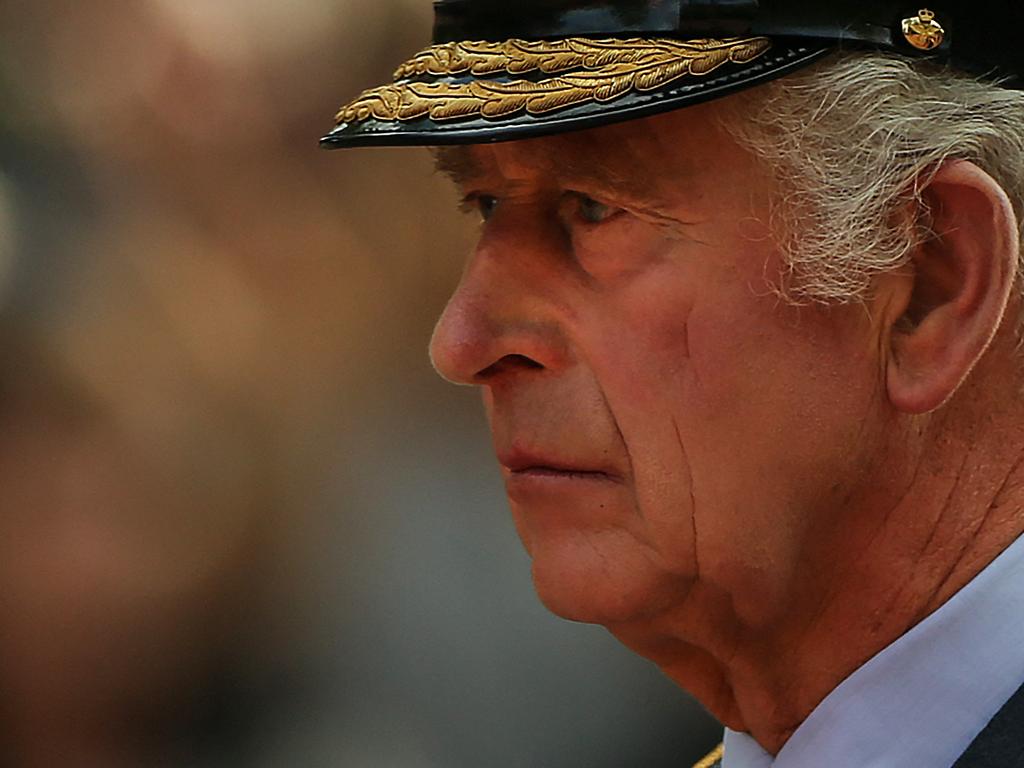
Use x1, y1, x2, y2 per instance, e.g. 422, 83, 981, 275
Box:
0, 1, 719, 766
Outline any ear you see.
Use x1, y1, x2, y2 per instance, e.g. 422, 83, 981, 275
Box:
885, 160, 1019, 414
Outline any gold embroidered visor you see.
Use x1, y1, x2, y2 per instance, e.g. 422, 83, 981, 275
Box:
321, 35, 830, 148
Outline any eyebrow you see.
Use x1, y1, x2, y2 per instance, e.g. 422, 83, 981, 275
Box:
431, 146, 483, 188
431, 143, 675, 209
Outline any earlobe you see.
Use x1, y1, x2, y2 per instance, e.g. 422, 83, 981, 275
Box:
885, 161, 1019, 414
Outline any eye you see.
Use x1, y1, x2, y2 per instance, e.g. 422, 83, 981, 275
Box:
564, 192, 624, 226
460, 193, 499, 222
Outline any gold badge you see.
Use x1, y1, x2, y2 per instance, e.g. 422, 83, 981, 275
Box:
902, 9, 945, 51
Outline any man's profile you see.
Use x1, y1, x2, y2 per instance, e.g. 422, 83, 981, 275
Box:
322, 2, 1024, 765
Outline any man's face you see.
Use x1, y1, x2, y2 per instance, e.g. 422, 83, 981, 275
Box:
430, 102, 887, 636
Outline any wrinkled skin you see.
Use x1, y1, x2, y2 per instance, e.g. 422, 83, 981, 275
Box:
429, 101, 1024, 752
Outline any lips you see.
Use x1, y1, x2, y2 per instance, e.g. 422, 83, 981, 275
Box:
498, 449, 622, 482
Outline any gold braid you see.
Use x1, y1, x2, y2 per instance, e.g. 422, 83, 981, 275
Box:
336, 37, 771, 124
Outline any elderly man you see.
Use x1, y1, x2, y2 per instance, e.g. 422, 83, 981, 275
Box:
322, 2, 1024, 766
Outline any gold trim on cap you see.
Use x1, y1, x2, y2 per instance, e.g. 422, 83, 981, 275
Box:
693, 743, 725, 768
335, 37, 772, 125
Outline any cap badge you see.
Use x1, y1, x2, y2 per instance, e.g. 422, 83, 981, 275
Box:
902, 9, 946, 51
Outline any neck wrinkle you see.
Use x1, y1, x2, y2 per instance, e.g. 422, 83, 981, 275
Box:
722, 362, 1024, 755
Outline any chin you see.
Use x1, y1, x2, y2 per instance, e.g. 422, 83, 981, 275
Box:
527, 534, 688, 625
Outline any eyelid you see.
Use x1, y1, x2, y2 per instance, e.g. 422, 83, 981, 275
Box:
562, 190, 627, 225
565, 189, 622, 208
458, 191, 499, 220
457, 193, 480, 216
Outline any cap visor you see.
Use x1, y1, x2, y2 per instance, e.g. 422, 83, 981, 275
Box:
321, 36, 831, 148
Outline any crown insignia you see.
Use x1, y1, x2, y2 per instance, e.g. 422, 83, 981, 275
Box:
902, 8, 945, 51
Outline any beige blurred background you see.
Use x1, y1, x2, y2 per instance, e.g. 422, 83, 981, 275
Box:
0, 2, 718, 766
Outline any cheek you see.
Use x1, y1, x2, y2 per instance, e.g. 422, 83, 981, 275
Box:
582, 258, 881, 613
684, 297, 879, 461
578, 267, 706, 574
677, 293, 882, 609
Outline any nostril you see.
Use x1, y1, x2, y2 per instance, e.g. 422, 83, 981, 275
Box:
476, 354, 545, 381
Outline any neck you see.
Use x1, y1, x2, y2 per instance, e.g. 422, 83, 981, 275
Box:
609, 337, 1024, 755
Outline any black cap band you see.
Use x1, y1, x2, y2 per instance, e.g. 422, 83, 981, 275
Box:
433, 0, 1021, 82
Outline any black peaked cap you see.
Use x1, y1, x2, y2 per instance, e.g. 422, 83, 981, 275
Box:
321, 0, 1024, 148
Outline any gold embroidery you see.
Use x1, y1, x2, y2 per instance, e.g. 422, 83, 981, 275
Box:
692, 743, 724, 768
336, 37, 772, 124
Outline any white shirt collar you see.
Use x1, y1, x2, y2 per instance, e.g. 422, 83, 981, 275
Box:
722, 533, 1024, 768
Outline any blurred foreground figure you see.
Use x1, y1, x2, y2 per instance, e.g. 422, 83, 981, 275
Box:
323, 2, 1024, 766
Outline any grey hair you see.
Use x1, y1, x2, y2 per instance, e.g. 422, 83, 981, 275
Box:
720, 51, 1024, 308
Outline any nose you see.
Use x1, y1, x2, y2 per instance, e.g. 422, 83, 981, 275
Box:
429, 226, 569, 386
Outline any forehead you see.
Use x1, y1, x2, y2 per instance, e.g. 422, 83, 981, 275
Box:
433, 102, 730, 193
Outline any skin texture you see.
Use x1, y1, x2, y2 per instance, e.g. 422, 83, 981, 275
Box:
428, 100, 1024, 753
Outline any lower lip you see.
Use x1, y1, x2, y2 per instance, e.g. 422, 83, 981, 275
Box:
503, 467, 622, 500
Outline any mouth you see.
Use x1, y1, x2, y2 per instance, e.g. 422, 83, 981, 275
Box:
498, 451, 623, 484
497, 448, 627, 510
507, 465, 614, 481
499, 460, 623, 505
